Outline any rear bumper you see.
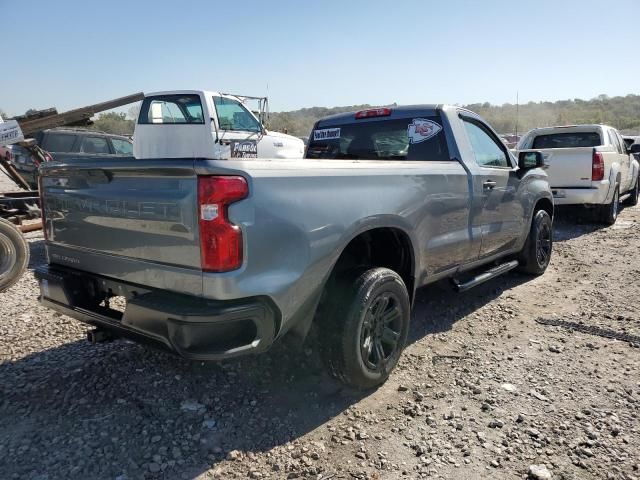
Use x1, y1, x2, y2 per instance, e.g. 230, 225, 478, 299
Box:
551, 180, 610, 206
35, 264, 278, 361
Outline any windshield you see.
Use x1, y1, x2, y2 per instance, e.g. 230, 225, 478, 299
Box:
532, 132, 602, 149
111, 138, 133, 155
306, 116, 450, 161
213, 96, 261, 132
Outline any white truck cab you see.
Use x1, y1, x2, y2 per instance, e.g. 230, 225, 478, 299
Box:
133, 90, 304, 160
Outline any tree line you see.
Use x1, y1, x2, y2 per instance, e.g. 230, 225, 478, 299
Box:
3, 93, 640, 138
269, 94, 640, 138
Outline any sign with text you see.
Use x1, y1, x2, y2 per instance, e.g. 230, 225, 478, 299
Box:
230, 140, 258, 158
0, 120, 24, 146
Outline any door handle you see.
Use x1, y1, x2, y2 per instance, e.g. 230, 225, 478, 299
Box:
483, 180, 497, 190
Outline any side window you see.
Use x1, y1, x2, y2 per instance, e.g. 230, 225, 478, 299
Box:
607, 130, 616, 150
609, 130, 623, 154
616, 132, 627, 154
44, 133, 76, 152
111, 138, 133, 155
81, 136, 110, 154
213, 96, 261, 132
138, 94, 204, 125
462, 118, 509, 168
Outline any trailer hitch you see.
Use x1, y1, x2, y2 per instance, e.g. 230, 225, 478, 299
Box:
87, 328, 115, 344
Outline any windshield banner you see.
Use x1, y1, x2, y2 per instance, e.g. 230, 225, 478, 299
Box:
313, 128, 341, 142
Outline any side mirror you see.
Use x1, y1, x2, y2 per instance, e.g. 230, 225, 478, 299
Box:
630, 144, 640, 155
518, 151, 545, 170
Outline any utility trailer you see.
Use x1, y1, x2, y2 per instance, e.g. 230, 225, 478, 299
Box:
0, 92, 144, 291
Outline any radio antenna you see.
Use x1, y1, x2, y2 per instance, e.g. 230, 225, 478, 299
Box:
515, 91, 519, 139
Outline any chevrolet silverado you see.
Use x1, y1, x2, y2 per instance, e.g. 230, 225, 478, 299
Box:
36, 103, 553, 389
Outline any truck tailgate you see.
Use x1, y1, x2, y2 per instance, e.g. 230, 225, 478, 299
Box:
40, 159, 203, 295
539, 147, 593, 188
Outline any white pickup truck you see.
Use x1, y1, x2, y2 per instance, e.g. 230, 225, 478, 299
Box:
517, 125, 639, 224
133, 90, 304, 160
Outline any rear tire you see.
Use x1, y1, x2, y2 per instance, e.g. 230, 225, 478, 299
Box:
318, 267, 410, 390
517, 209, 553, 275
600, 186, 619, 225
0, 219, 29, 292
624, 176, 639, 206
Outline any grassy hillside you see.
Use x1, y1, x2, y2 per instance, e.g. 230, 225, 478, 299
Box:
269, 94, 640, 138
267, 104, 377, 138
5, 94, 639, 138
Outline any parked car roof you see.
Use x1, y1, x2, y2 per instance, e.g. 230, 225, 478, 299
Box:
44, 128, 131, 140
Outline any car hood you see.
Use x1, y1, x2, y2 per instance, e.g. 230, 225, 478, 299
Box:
266, 130, 304, 144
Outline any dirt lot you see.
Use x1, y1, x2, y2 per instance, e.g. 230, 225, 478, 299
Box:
1, 177, 638, 479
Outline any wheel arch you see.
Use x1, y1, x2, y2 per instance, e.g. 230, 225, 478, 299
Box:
286, 222, 418, 341
533, 196, 554, 219
605, 164, 622, 203
328, 225, 417, 304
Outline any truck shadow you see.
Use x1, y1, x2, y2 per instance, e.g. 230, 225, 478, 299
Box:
408, 272, 528, 345
552, 206, 609, 241
0, 267, 533, 479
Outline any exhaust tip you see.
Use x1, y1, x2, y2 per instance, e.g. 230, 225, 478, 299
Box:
87, 328, 113, 344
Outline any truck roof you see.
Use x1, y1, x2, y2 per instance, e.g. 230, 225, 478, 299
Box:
145, 90, 239, 99
41, 128, 132, 140
525, 124, 612, 135
314, 104, 475, 127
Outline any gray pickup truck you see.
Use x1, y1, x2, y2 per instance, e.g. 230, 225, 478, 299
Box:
35, 105, 553, 389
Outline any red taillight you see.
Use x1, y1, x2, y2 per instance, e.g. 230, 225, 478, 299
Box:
592, 150, 604, 181
198, 176, 248, 272
355, 108, 392, 119
38, 176, 48, 240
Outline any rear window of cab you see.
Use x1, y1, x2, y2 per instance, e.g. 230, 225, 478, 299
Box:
138, 94, 205, 125
306, 114, 450, 161
532, 132, 602, 149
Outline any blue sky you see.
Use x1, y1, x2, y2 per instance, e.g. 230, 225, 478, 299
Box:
1, 0, 639, 115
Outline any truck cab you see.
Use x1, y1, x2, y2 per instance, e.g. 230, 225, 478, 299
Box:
133, 90, 304, 160
36, 104, 553, 389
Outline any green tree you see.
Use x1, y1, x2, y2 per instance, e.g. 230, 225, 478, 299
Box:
90, 112, 134, 135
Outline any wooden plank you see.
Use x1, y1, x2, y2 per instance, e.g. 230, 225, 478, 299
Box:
0, 157, 31, 190
19, 92, 145, 136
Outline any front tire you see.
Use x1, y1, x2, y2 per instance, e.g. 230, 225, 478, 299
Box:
319, 267, 410, 390
517, 209, 553, 275
0, 219, 29, 292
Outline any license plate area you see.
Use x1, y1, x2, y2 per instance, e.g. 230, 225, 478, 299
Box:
36, 265, 154, 322
101, 295, 127, 318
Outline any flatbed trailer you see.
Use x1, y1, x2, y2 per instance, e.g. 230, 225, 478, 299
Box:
0, 191, 41, 225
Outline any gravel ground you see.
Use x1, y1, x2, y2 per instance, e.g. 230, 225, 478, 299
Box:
0, 170, 24, 193
0, 179, 638, 479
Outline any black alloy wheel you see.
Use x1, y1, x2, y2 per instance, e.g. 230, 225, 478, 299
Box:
359, 292, 403, 372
